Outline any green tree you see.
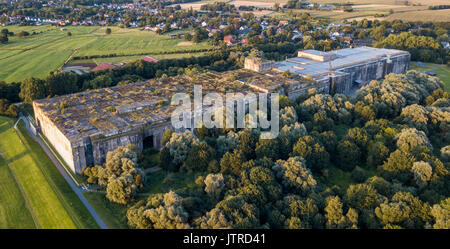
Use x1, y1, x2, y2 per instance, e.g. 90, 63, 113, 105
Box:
19, 77, 46, 103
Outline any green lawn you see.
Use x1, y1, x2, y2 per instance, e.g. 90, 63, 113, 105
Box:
0, 116, 98, 228
409, 62, 450, 91
141, 170, 201, 195
83, 192, 129, 229
0, 25, 212, 83
0, 153, 36, 228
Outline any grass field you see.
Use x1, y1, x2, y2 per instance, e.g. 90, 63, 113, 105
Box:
384, 9, 450, 22
0, 25, 212, 83
0, 116, 98, 228
83, 192, 129, 229
409, 62, 450, 91
0, 153, 36, 228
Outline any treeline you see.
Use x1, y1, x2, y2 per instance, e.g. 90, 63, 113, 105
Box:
72, 48, 214, 60
375, 32, 449, 64
428, 5, 450, 10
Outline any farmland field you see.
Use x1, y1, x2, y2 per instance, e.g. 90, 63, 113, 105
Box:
0, 25, 212, 83
0, 116, 98, 228
309, 0, 450, 5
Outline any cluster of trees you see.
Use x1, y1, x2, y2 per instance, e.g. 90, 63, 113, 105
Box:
184, 27, 209, 43
0, 28, 12, 44
428, 5, 450, 10
123, 70, 449, 229
83, 144, 145, 204
375, 32, 448, 64
0, 81, 20, 117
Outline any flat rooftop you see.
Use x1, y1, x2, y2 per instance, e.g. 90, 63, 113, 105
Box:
34, 69, 300, 143
274, 46, 409, 77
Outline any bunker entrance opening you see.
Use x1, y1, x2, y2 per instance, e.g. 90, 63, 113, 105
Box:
143, 135, 154, 150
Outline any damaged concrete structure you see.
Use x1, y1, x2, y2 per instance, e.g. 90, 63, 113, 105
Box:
33, 70, 297, 174
34, 47, 410, 174
245, 46, 410, 95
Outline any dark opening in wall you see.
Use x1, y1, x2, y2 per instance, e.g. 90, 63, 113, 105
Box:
143, 135, 154, 150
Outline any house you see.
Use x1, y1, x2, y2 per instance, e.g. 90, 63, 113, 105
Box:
92, 62, 118, 72
279, 20, 289, 26
224, 35, 237, 45
142, 56, 159, 63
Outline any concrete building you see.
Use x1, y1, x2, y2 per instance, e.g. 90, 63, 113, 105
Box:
33, 70, 301, 174
244, 46, 411, 95
33, 47, 410, 174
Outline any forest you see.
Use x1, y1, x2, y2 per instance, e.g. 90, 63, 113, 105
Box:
82, 70, 450, 229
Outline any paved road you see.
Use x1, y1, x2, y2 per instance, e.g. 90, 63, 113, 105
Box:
15, 116, 108, 229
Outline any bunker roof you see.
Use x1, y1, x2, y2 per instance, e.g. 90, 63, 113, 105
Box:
34, 69, 297, 144
274, 46, 409, 77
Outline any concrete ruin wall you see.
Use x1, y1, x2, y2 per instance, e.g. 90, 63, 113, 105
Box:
70, 122, 171, 172
33, 102, 77, 172
244, 58, 274, 72
332, 53, 410, 94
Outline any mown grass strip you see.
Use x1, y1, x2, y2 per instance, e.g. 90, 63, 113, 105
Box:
15, 120, 99, 229
0, 116, 76, 228
0, 153, 37, 229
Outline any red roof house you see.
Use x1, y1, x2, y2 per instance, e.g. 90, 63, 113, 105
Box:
142, 56, 159, 63
92, 62, 117, 72
224, 35, 237, 45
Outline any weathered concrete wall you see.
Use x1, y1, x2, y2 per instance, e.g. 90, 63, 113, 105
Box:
332, 53, 410, 94
33, 102, 77, 172
72, 122, 172, 170
244, 57, 274, 72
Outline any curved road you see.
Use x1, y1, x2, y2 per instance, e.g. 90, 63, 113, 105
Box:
15, 115, 108, 229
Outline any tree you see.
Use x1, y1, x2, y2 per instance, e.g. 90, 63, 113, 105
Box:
346, 184, 379, 211
255, 138, 279, 160
127, 191, 190, 229
19, 77, 46, 103
272, 157, 316, 195
204, 173, 225, 200
411, 161, 433, 188
198, 195, 259, 229
105, 28, 112, 35
375, 192, 432, 228
367, 141, 389, 168
44, 72, 78, 97
325, 196, 358, 229
431, 198, 450, 229
164, 130, 199, 167
396, 128, 432, 153
106, 173, 139, 205
380, 149, 415, 182
182, 142, 215, 172
336, 140, 360, 171
216, 131, 239, 157
0, 33, 7, 44
161, 129, 173, 146
84, 144, 144, 204
220, 150, 245, 176
292, 135, 329, 172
